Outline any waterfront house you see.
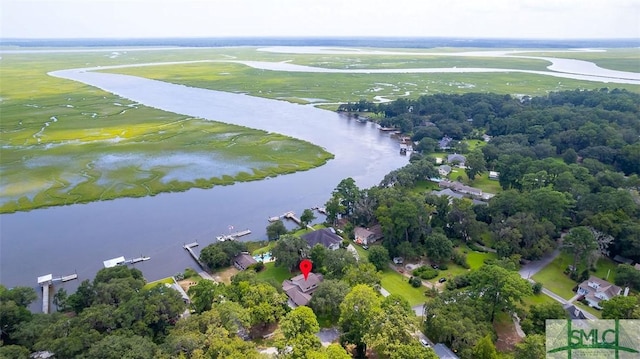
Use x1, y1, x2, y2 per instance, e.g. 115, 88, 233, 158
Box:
233, 252, 257, 271
302, 228, 342, 250
354, 225, 383, 245
577, 276, 622, 309
282, 272, 324, 307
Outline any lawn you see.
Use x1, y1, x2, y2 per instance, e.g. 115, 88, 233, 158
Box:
466, 247, 498, 269
469, 173, 503, 194
256, 262, 294, 284
531, 255, 577, 300
143, 276, 175, 290
521, 293, 557, 308
531, 253, 620, 301
463, 139, 486, 152
380, 269, 426, 306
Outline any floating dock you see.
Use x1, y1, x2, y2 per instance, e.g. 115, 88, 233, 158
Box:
216, 229, 251, 241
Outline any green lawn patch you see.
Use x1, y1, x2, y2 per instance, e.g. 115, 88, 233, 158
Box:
256, 262, 293, 284
463, 139, 486, 151
531, 254, 577, 300
353, 243, 370, 261
469, 173, 502, 194
380, 269, 426, 306
143, 276, 175, 290
521, 293, 557, 308
574, 301, 602, 319
592, 257, 618, 283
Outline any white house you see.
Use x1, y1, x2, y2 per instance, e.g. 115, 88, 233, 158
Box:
577, 276, 622, 309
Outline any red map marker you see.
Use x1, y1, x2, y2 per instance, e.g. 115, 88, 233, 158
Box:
299, 259, 312, 280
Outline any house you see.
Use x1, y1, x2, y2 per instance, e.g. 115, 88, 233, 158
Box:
302, 228, 342, 250
393, 257, 404, 264
635, 263, 640, 271
433, 343, 460, 359
438, 165, 452, 176
564, 304, 587, 319
167, 279, 190, 304
577, 276, 622, 309
233, 252, 257, 270
482, 134, 492, 142
282, 272, 324, 307
430, 188, 464, 200
438, 136, 453, 150
354, 224, 383, 245
447, 153, 466, 166
489, 171, 499, 180
438, 180, 483, 197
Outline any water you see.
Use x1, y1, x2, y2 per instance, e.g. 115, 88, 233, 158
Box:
0, 69, 408, 304
253, 252, 273, 262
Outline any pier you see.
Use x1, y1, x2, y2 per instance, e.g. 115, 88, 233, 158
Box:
183, 242, 206, 269
283, 211, 314, 230
216, 229, 251, 241
37, 272, 78, 313
103, 255, 151, 268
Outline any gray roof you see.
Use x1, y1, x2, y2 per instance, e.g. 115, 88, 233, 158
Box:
564, 304, 587, 319
234, 253, 257, 270
302, 228, 342, 249
282, 273, 323, 307
433, 343, 460, 359
447, 153, 466, 163
431, 188, 464, 200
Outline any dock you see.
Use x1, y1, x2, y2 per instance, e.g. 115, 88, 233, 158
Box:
37, 272, 78, 313
216, 229, 251, 241
283, 211, 314, 230
103, 255, 151, 268
183, 242, 206, 269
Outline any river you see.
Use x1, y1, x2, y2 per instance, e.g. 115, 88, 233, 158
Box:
0, 69, 409, 306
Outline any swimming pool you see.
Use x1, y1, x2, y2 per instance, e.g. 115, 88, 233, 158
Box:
253, 252, 273, 262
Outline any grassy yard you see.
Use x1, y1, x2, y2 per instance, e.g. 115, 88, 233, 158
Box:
531, 253, 620, 301
143, 276, 175, 290
380, 269, 426, 306
256, 262, 294, 284
531, 254, 577, 300
469, 173, 502, 194
466, 247, 498, 269
463, 139, 486, 152
521, 293, 557, 308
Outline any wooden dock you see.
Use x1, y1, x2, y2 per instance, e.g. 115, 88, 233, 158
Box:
42, 285, 50, 314
183, 242, 205, 269
216, 229, 251, 241
283, 211, 314, 230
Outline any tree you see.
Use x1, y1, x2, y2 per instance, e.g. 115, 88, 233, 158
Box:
365, 294, 418, 358
562, 226, 598, 272
272, 234, 308, 271
280, 306, 320, 340
0, 344, 30, 359
199, 241, 247, 270
85, 335, 159, 359
67, 279, 96, 313
239, 282, 288, 327
614, 264, 640, 291
388, 343, 438, 359
300, 209, 317, 228
367, 245, 390, 271
467, 265, 533, 321
309, 280, 350, 320
521, 302, 567, 335
266, 220, 287, 240
187, 280, 224, 313
465, 150, 487, 180
52, 288, 69, 312
324, 249, 357, 279
324, 196, 344, 226
333, 177, 360, 218
447, 198, 485, 242
310, 244, 328, 272
514, 334, 546, 359
343, 263, 381, 290
339, 285, 382, 357
424, 231, 453, 264
472, 335, 498, 359
601, 295, 640, 319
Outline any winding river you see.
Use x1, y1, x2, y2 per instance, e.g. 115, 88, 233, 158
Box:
1, 47, 638, 309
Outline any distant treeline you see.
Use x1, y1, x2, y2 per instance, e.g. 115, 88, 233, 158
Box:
340, 89, 640, 176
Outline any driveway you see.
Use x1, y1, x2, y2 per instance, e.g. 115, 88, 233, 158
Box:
518, 247, 560, 279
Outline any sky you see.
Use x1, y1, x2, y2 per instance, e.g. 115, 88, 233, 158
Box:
1, 0, 639, 39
